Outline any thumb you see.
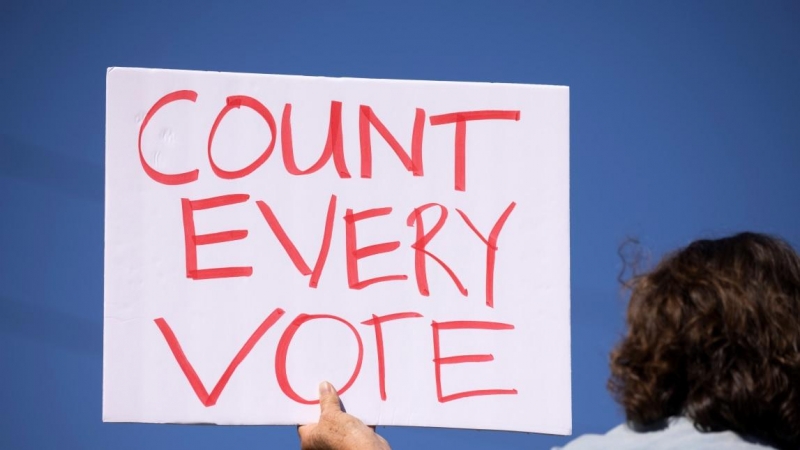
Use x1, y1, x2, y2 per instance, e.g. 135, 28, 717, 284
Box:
318, 381, 342, 414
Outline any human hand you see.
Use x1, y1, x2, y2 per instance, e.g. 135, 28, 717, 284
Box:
298, 381, 391, 450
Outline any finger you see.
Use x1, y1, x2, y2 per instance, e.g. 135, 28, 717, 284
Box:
297, 424, 315, 441
318, 381, 342, 414
376, 434, 390, 447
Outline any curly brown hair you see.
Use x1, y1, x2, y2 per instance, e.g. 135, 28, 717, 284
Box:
608, 232, 800, 449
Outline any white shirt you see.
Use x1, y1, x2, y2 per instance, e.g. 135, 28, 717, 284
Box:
555, 417, 773, 450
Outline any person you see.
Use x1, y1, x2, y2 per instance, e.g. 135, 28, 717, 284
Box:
298, 232, 800, 450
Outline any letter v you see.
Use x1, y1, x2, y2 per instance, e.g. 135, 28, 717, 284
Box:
153, 308, 285, 407
256, 195, 337, 288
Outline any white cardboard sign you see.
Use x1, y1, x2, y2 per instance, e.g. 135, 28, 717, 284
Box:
103, 67, 570, 434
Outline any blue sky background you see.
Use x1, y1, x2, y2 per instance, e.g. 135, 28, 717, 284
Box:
1, 1, 799, 449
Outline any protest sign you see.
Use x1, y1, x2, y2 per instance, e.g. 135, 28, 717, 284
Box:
103, 67, 570, 434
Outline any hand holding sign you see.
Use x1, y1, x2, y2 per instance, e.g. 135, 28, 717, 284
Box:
298, 382, 390, 450
103, 68, 570, 434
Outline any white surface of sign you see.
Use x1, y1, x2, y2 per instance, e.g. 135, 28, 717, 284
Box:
103, 67, 570, 434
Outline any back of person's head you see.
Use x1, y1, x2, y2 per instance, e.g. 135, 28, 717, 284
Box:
609, 232, 800, 449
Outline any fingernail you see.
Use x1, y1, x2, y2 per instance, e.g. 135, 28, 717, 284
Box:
319, 381, 333, 395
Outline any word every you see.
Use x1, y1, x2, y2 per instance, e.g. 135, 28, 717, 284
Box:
140, 90, 521, 192
155, 308, 517, 406
183, 194, 516, 308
